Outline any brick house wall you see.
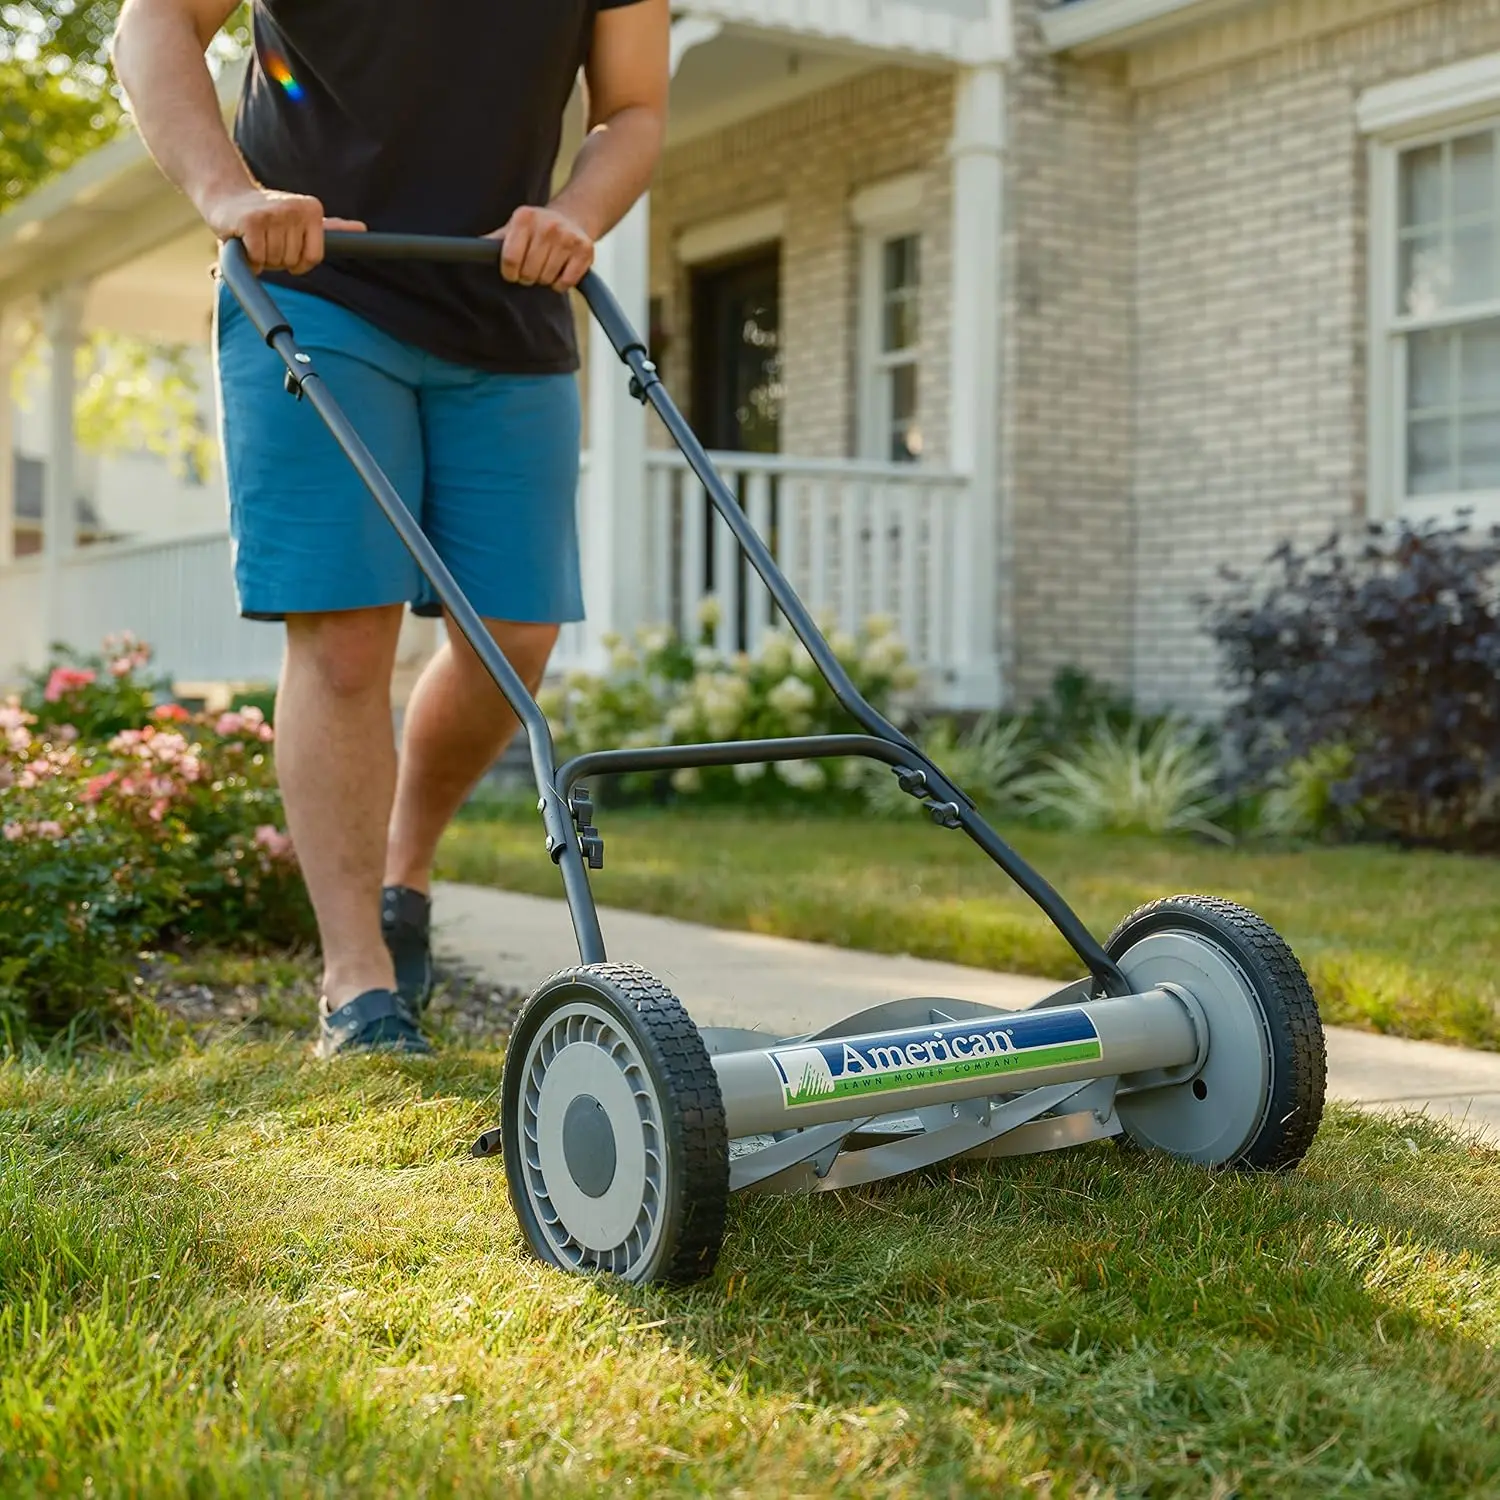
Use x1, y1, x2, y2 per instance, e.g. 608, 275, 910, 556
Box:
1005, 9, 1137, 704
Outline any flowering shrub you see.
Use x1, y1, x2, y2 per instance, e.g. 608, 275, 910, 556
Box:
539, 602, 919, 804
0, 640, 312, 1030
21, 632, 165, 742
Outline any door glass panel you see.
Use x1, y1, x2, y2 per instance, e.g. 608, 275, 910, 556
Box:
888, 363, 920, 463
691, 250, 782, 454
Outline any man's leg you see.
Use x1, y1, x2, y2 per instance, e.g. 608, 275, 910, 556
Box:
384, 617, 559, 893
277, 606, 406, 1009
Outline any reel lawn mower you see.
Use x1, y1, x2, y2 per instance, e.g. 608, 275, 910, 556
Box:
219, 234, 1327, 1287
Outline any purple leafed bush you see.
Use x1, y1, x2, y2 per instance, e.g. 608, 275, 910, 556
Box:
1205, 516, 1500, 850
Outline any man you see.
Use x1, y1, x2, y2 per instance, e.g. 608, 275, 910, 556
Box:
112, 0, 669, 1056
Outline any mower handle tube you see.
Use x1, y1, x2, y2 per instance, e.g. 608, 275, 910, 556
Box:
215, 238, 607, 966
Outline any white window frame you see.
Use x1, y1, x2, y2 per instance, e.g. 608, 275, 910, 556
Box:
1362, 54, 1500, 524
851, 173, 925, 464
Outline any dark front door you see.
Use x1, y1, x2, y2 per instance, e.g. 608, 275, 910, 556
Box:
691, 249, 782, 453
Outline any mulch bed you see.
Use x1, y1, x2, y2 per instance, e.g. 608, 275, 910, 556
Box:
147, 958, 526, 1049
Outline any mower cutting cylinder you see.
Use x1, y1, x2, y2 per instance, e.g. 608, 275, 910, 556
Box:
712, 988, 1202, 1139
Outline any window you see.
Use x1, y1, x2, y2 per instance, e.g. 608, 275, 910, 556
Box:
1363, 57, 1500, 521
1396, 130, 1500, 501
868, 233, 922, 463
852, 174, 925, 464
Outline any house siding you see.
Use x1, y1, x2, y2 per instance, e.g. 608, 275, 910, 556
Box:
1128, 0, 1500, 709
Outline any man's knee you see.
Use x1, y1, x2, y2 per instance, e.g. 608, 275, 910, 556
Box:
459, 620, 559, 689
285, 607, 404, 699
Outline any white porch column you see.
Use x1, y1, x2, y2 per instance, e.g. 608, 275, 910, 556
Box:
0, 307, 21, 570
41, 285, 86, 651
945, 64, 1007, 709
584, 194, 651, 664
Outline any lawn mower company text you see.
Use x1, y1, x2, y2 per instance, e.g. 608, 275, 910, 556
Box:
770, 1010, 1105, 1107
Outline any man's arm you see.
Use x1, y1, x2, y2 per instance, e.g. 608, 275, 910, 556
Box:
112, 0, 362, 273
499, 0, 670, 290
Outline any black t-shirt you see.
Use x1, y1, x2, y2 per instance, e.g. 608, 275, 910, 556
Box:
233, 0, 645, 373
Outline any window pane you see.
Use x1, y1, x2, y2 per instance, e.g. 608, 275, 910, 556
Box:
1460, 413, 1500, 488
881, 235, 920, 352
1453, 223, 1497, 305
1408, 416, 1454, 495
888, 363, 920, 463
1400, 143, 1444, 229
1460, 323, 1500, 404
1409, 329, 1451, 411
882, 235, 919, 295
1454, 131, 1496, 218
1400, 235, 1449, 316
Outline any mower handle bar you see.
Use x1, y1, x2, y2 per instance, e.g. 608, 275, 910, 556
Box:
223, 230, 644, 364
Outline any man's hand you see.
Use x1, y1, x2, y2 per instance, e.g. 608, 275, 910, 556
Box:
491, 205, 595, 291
201, 185, 366, 275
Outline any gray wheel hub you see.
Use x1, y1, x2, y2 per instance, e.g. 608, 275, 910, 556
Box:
1114, 929, 1273, 1164
519, 1001, 667, 1278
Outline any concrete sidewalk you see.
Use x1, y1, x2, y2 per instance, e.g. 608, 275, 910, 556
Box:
432, 881, 1500, 1140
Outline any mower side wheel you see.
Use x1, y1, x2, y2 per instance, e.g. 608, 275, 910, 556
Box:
1106, 896, 1326, 1171
500, 964, 729, 1285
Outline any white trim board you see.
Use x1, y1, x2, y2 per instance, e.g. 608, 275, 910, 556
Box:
849, 172, 926, 229
675, 204, 786, 266
1358, 51, 1500, 139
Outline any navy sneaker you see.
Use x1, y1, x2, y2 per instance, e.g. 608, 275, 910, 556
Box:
382, 885, 435, 1012
316, 988, 431, 1058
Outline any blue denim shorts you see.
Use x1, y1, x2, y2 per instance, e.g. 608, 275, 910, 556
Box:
213, 280, 584, 623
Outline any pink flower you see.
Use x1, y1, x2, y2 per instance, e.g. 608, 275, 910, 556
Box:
6, 726, 30, 754
109, 729, 144, 752
56, 724, 80, 743
253, 824, 294, 860
152, 703, 190, 723
214, 712, 244, 737
240, 706, 265, 728
148, 732, 188, 762
33, 821, 63, 841
2, 822, 22, 841
43, 667, 96, 703
0, 702, 33, 733
82, 771, 120, 804
257, 724, 274, 742
148, 799, 169, 823
110, 658, 134, 678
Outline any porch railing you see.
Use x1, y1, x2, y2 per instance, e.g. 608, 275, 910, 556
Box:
641, 450, 968, 672
0, 452, 971, 691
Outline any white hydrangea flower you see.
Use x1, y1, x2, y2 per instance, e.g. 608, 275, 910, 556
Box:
767, 674, 816, 718
671, 767, 702, 794
775, 759, 826, 792
693, 646, 721, 672
601, 630, 623, 651
636, 624, 672, 656
610, 644, 640, 672
862, 634, 909, 675
829, 630, 858, 662
863, 613, 897, 640
666, 702, 698, 735
791, 641, 816, 674
759, 631, 794, 676
733, 760, 768, 784
696, 596, 723, 631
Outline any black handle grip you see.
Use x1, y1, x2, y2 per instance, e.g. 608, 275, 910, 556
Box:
322, 231, 502, 264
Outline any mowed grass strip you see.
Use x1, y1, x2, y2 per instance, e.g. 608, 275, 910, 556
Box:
439, 807, 1500, 1051
0, 1014, 1497, 1498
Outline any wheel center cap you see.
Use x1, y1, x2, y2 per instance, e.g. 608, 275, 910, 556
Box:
562, 1093, 618, 1199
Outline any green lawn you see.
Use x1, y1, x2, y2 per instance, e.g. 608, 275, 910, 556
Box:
437, 806, 1500, 1052
3, 965, 1499, 1498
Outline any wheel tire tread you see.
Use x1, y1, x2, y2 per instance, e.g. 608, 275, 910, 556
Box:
1105, 894, 1326, 1172
503, 962, 729, 1285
